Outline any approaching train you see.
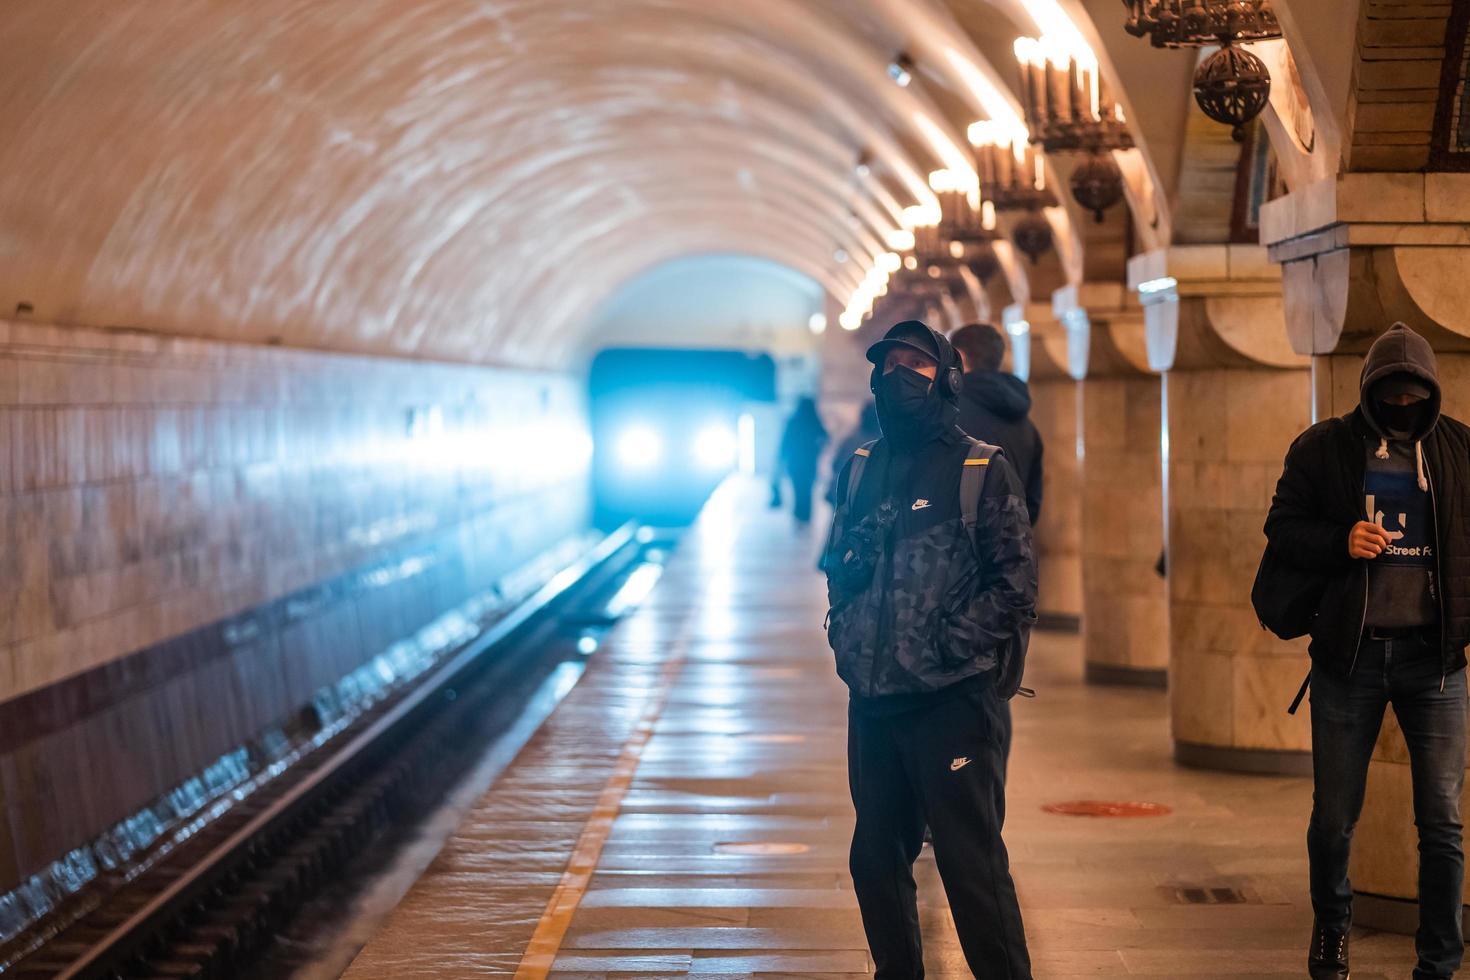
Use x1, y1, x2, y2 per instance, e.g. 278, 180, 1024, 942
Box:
590, 348, 775, 526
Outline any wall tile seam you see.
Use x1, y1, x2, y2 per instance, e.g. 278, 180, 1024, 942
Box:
0, 509, 594, 727
0, 334, 570, 384
1, 474, 591, 649
0, 346, 570, 381
3, 460, 589, 494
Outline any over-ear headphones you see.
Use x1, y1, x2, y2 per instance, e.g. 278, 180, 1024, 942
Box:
928, 324, 964, 400
939, 363, 963, 399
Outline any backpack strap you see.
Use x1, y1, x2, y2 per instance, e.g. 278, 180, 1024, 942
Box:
844, 440, 880, 513
823, 440, 881, 573
959, 439, 998, 545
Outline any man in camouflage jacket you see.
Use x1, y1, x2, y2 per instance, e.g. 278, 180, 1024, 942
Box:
824, 320, 1037, 980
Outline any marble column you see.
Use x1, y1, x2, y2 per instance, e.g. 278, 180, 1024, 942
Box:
1130, 246, 1314, 774
1263, 172, 1470, 931
1007, 303, 1084, 632
1062, 287, 1169, 687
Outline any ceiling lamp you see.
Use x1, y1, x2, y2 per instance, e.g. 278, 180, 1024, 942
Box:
1012, 212, 1054, 265
966, 244, 1002, 284
1014, 37, 1133, 155
1013, 36, 1131, 222
888, 53, 915, 87
929, 169, 993, 248
1069, 150, 1126, 222
970, 125, 1059, 213
970, 125, 1060, 262
1120, 0, 1282, 142
1193, 44, 1272, 141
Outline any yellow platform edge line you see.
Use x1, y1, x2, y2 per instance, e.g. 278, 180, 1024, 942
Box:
513, 646, 685, 979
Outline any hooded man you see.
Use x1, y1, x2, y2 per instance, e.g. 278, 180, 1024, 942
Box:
1264, 323, 1470, 980
951, 322, 1044, 525
823, 320, 1037, 979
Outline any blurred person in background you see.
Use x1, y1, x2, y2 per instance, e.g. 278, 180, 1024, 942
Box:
950, 323, 1043, 526
776, 396, 828, 525
949, 322, 1045, 787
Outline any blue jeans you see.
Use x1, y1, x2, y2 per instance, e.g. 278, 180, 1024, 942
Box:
1308, 634, 1467, 979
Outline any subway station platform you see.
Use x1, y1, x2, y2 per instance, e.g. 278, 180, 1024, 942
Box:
336, 482, 1418, 980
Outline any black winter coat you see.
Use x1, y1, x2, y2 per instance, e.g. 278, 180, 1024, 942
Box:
1262, 408, 1470, 676
824, 430, 1038, 699
956, 370, 1044, 525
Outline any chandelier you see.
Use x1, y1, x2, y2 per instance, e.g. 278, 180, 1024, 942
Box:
929, 169, 994, 247
1012, 37, 1131, 222
969, 123, 1059, 213
1013, 37, 1133, 154
969, 123, 1058, 261
1120, 0, 1282, 141
1122, 0, 1280, 47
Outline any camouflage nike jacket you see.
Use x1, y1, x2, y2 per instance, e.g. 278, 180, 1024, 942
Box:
823, 431, 1038, 700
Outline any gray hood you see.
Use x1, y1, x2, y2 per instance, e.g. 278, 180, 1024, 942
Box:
1360, 321, 1441, 442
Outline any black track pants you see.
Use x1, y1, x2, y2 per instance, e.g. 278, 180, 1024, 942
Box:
847, 688, 1031, 980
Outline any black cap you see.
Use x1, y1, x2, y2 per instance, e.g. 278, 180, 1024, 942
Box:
1373, 372, 1432, 402
865, 319, 940, 365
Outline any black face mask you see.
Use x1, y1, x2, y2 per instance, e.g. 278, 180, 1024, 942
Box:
875, 365, 945, 448
1376, 399, 1428, 436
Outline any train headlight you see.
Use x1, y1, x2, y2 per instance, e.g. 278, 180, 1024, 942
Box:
615, 425, 663, 470
694, 424, 738, 471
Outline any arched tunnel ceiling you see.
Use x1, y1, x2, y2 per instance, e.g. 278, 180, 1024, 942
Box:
0, 1, 951, 366
587, 254, 823, 355
0, 0, 1236, 368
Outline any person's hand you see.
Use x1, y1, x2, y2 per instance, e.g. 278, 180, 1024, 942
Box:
1348, 521, 1392, 560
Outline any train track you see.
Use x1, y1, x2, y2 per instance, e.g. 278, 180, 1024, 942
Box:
8, 526, 652, 980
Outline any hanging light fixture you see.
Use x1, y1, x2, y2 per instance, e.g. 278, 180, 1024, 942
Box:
1193, 44, 1273, 141
970, 123, 1059, 263
966, 243, 1002, 284
1011, 212, 1054, 265
969, 122, 1058, 214
1069, 151, 1126, 222
928, 169, 993, 249
1013, 37, 1133, 155
1012, 36, 1132, 222
1120, 0, 1282, 141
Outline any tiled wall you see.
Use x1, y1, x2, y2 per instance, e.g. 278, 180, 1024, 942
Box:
0, 320, 592, 892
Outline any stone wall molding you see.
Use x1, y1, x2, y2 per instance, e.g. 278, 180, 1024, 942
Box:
1265, 173, 1470, 355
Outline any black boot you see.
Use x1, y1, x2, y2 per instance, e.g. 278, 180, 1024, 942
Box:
1308, 922, 1349, 979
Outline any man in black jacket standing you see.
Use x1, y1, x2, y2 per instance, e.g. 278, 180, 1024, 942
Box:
824, 320, 1036, 979
1264, 322, 1470, 980
951, 322, 1044, 525
949, 322, 1045, 787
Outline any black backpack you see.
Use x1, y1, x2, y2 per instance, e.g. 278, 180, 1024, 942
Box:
1249, 542, 1324, 714
1250, 542, 1325, 642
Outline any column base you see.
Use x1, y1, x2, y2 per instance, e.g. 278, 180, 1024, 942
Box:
1352, 891, 1470, 937
1173, 740, 1313, 776
1037, 611, 1081, 633
1084, 663, 1167, 689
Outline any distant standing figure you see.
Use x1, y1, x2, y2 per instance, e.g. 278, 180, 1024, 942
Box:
950, 323, 1044, 526
777, 397, 828, 524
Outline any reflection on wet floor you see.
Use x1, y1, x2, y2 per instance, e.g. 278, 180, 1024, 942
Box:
338, 480, 1420, 979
